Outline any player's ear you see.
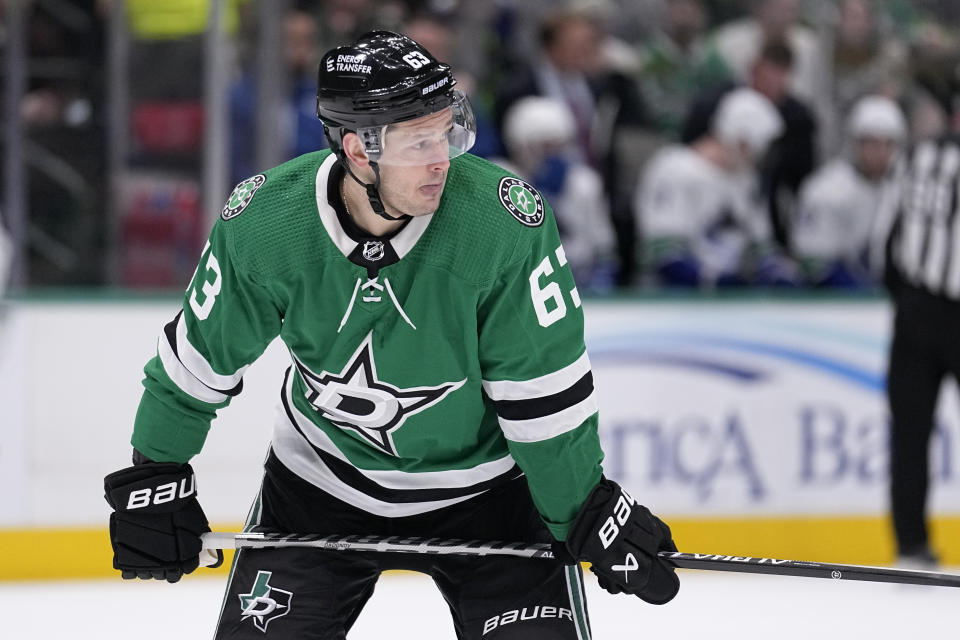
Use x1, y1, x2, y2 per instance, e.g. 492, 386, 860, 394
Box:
342, 132, 371, 169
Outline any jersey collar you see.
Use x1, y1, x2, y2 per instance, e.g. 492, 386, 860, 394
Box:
314, 153, 434, 262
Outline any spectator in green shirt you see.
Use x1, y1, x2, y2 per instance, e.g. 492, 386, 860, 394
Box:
636, 0, 732, 140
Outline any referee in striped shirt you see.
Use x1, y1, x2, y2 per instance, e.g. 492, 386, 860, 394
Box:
883, 64, 960, 568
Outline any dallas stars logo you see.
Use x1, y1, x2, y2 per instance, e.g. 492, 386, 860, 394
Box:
498, 176, 544, 227
238, 570, 292, 633
222, 174, 266, 220
294, 333, 466, 456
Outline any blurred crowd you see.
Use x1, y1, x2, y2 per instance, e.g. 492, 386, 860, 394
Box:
3, 0, 960, 291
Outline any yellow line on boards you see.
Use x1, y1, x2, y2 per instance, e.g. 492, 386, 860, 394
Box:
668, 515, 960, 565
0, 527, 237, 582
2, 517, 958, 581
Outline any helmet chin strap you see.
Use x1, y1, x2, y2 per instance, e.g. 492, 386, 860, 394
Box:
341, 158, 410, 222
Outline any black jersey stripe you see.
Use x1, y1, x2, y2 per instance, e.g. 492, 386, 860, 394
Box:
890, 136, 960, 298
912, 143, 939, 284
920, 143, 957, 291
492, 372, 594, 421
280, 368, 523, 504
163, 310, 244, 397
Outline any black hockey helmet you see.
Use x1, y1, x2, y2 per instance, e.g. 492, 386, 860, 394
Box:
316, 30, 475, 159
315, 30, 476, 220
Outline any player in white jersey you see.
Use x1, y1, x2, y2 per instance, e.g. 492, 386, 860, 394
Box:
792, 95, 907, 287
636, 87, 791, 287
498, 96, 616, 289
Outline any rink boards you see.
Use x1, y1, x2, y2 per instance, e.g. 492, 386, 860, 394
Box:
2, 295, 958, 579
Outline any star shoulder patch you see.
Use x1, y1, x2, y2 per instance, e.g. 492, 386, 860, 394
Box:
498, 176, 544, 227
222, 174, 266, 220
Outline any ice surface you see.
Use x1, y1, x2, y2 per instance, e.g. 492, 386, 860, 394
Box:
2, 569, 956, 639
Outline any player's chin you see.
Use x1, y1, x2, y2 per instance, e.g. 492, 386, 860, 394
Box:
411, 188, 444, 215
408, 206, 441, 217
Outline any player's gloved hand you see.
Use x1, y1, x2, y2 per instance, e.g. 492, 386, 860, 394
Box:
562, 477, 679, 605
104, 460, 221, 582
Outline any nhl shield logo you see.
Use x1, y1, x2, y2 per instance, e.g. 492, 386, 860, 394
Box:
238, 570, 293, 633
222, 174, 266, 220
362, 241, 385, 261
498, 176, 544, 227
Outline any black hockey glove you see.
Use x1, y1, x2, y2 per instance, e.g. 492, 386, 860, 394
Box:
104, 460, 220, 582
563, 477, 679, 605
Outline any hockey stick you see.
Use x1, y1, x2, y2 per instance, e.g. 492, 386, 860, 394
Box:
660, 551, 960, 588
201, 531, 557, 559
201, 532, 960, 588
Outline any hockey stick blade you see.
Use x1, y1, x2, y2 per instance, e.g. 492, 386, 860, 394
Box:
201, 532, 960, 588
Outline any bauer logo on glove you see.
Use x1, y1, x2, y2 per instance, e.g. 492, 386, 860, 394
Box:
104, 459, 221, 582
597, 486, 637, 549
564, 477, 680, 605
124, 474, 196, 510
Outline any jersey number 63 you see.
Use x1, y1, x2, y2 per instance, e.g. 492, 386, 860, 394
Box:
189, 241, 223, 321
529, 245, 581, 328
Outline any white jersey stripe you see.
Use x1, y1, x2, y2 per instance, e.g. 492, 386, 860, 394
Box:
283, 378, 519, 489
272, 406, 481, 517
921, 146, 960, 293
498, 392, 598, 443
482, 351, 591, 401
157, 334, 228, 404
391, 215, 434, 259
174, 313, 248, 391
313, 152, 433, 260
315, 153, 359, 257
901, 143, 938, 283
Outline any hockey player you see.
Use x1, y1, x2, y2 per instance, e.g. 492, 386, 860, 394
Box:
636, 87, 791, 287
791, 95, 907, 287
497, 96, 616, 289
103, 31, 679, 639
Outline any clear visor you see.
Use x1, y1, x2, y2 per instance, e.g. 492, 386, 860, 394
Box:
357, 90, 477, 166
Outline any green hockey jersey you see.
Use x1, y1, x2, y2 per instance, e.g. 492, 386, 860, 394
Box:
132, 149, 604, 539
